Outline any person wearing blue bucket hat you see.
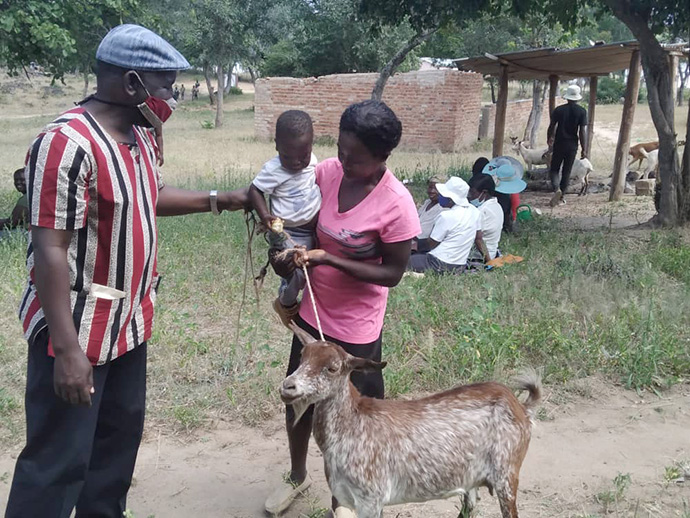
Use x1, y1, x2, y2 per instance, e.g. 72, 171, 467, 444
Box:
5, 25, 249, 518
484, 163, 528, 194
480, 157, 526, 232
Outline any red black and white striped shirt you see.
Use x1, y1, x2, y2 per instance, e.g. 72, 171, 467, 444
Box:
19, 107, 163, 365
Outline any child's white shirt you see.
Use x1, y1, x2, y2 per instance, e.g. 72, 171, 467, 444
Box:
252, 153, 321, 227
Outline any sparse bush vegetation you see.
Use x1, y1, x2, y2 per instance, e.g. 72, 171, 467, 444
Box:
596, 472, 631, 513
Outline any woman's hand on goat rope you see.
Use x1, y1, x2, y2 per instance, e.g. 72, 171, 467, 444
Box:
294, 249, 328, 268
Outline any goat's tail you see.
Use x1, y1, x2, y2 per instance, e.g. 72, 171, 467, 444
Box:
513, 368, 542, 413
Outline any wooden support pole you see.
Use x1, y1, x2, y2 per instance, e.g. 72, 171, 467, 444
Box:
549, 74, 559, 115
586, 76, 598, 158
492, 64, 509, 158
610, 50, 641, 201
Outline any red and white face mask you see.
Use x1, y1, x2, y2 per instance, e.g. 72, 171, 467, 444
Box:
133, 72, 176, 131
133, 72, 176, 165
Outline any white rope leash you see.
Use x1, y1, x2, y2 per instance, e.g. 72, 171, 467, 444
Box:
275, 227, 326, 342
302, 264, 325, 341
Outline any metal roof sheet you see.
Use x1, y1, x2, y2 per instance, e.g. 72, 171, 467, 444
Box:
453, 41, 642, 79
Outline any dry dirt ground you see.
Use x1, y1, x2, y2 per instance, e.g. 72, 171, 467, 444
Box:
1, 379, 688, 518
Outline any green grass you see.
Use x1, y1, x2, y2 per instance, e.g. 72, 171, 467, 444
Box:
0, 72, 689, 448
2, 170, 689, 445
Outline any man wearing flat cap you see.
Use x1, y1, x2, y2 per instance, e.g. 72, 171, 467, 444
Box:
5, 25, 247, 518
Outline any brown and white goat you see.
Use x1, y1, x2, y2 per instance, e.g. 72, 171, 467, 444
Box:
280, 324, 541, 518
628, 141, 659, 170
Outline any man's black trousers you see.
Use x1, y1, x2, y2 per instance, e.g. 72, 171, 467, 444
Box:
550, 143, 578, 192
5, 331, 146, 518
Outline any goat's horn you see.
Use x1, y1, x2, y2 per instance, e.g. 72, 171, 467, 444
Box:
289, 321, 318, 345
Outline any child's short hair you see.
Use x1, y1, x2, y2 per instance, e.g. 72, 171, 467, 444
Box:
276, 110, 313, 141
472, 157, 490, 177
339, 100, 402, 160
468, 172, 497, 196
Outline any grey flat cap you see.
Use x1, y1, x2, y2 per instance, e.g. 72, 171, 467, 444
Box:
96, 24, 190, 71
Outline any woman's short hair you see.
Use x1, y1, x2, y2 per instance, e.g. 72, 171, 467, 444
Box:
468, 173, 497, 196
339, 100, 402, 159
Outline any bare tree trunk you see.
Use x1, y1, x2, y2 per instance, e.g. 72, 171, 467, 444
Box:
533, 80, 548, 146
371, 27, 439, 102
224, 62, 233, 94
605, 0, 682, 225
517, 81, 529, 99
248, 66, 258, 85
523, 79, 545, 146
489, 78, 496, 104
641, 51, 679, 225
681, 94, 690, 220
215, 63, 224, 128
679, 60, 688, 107
82, 70, 89, 99
203, 61, 215, 106
626, 65, 677, 223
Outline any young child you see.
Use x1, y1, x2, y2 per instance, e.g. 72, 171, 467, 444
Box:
248, 110, 320, 327
0, 168, 29, 233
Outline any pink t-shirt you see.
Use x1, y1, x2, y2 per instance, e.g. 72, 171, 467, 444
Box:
299, 158, 421, 344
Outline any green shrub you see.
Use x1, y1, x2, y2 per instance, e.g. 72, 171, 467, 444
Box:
260, 40, 305, 78
597, 76, 626, 104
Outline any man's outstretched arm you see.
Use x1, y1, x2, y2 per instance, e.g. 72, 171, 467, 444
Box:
156, 186, 249, 216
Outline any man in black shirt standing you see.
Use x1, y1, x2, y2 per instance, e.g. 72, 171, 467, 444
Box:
547, 84, 588, 206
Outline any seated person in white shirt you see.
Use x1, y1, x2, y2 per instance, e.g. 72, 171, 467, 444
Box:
467, 162, 527, 265
248, 110, 321, 327
467, 173, 503, 261
407, 177, 490, 274
412, 175, 446, 253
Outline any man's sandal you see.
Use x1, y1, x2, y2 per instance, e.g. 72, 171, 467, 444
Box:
265, 476, 312, 515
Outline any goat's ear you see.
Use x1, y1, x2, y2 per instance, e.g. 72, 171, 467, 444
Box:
289, 322, 317, 346
346, 356, 387, 373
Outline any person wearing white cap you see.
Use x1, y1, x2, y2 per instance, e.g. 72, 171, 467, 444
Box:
407, 176, 488, 273
547, 83, 588, 206
5, 25, 248, 518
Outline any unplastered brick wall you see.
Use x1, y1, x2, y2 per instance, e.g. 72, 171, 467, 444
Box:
479, 97, 566, 142
255, 70, 483, 152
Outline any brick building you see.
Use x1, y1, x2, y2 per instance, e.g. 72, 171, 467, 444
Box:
478, 97, 565, 142
254, 70, 483, 153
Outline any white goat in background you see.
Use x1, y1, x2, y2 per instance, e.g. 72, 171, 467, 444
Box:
510, 136, 550, 170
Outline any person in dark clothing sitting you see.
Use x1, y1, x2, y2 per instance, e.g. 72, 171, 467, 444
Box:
547, 84, 588, 206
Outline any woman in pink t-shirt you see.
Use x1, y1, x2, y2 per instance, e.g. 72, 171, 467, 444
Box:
265, 101, 421, 517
